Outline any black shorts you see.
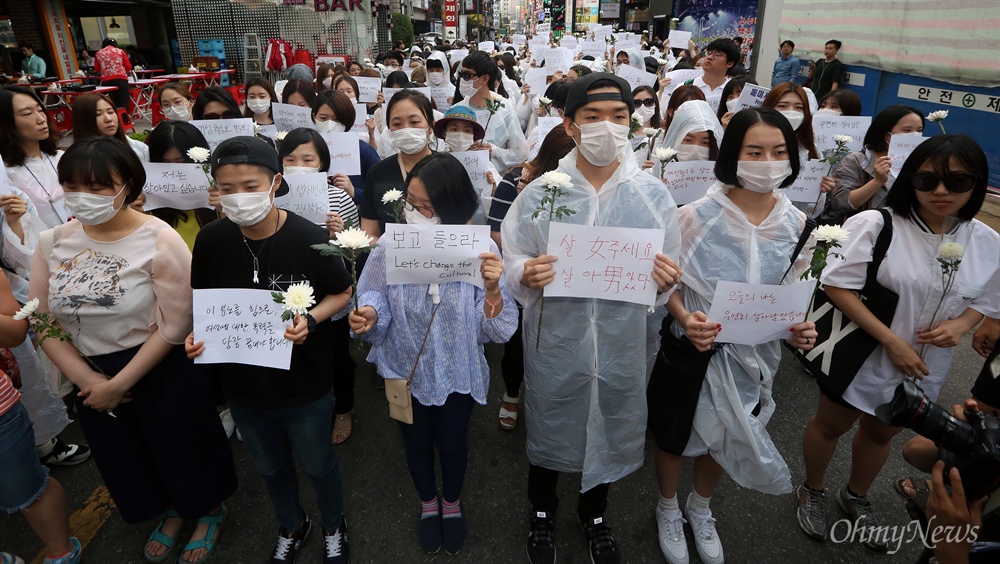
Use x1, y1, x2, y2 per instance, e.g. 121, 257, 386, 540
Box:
970, 346, 1000, 412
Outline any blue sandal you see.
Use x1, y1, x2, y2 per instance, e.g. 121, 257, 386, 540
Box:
178, 505, 228, 564
144, 509, 180, 563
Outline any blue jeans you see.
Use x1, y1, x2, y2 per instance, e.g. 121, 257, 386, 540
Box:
398, 393, 475, 503
0, 402, 50, 514
228, 392, 344, 532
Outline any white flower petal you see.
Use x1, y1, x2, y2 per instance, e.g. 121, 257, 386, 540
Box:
381, 189, 404, 204
186, 147, 211, 163
814, 225, 851, 245
539, 171, 573, 190
332, 226, 375, 250
937, 242, 964, 261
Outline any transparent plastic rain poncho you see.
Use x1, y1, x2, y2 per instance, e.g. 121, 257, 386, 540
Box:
615, 49, 646, 71
501, 148, 682, 491
635, 100, 723, 166
673, 183, 810, 495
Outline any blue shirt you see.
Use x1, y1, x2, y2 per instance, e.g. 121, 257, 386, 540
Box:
772, 53, 801, 87
349, 139, 380, 205
21, 54, 46, 77
356, 243, 517, 406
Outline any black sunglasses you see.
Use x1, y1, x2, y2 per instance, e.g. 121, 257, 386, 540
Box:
459, 71, 479, 81
911, 172, 978, 193
635, 98, 657, 108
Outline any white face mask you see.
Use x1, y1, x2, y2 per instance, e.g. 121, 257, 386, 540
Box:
459, 78, 480, 99
736, 160, 792, 193
404, 206, 440, 225
315, 120, 347, 133
63, 185, 127, 225
428, 71, 447, 86
391, 128, 430, 154
573, 121, 630, 167
163, 105, 190, 121
893, 131, 923, 138
814, 108, 841, 116
779, 109, 804, 130
386, 65, 401, 73
675, 144, 710, 162
726, 98, 741, 113
322, 77, 333, 88
636, 105, 656, 124
445, 131, 474, 153
283, 166, 320, 176
247, 99, 271, 115
348, 96, 358, 104
219, 188, 274, 226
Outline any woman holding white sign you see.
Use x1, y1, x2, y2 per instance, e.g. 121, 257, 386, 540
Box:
349, 152, 516, 556
310, 90, 381, 204
647, 107, 816, 564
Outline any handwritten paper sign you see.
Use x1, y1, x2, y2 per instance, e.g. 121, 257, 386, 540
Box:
580, 41, 608, 60
449, 150, 492, 193
707, 280, 815, 346
888, 135, 928, 177
560, 36, 578, 50
535, 117, 563, 144
660, 69, 703, 100
544, 48, 574, 73
615, 63, 658, 90
478, 41, 495, 52
448, 49, 469, 64
667, 30, 692, 49
274, 173, 330, 225
524, 68, 549, 98
660, 160, 717, 205
189, 118, 255, 151
473, 109, 500, 143
256, 124, 278, 140
193, 289, 293, 370
812, 116, 871, 156
272, 102, 315, 132
141, 163, 212, 210
545, 222, 665, 306
383, 223, 491, 287
351, 103, 369, 134
531, 46, 551, 68
430, 85, 452, 112
354, 76, 382, 103
732, 84, 772, 112
319, 132, 362, 176
784, 160, 829, 203
511, 34, 526, 47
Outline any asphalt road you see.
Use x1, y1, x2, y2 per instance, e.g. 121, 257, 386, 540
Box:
1, 335, 989, 564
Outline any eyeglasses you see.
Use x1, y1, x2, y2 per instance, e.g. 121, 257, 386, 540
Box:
703, 50, 724, 60
911, 172, 978, 193
403, 200, 438, 217
635, 98, 657, 108
459, 71, 479, 81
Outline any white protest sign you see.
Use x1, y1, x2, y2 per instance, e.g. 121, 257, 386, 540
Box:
888, 135, 928, 177
544, 48, 574, 73
707, 280, 815, 346
189, 118, 256, 151
615, 63, 658, 90
580, 41, 608, 60
535, 117, 563, 144
659, 160, 717, 205
354, 76, 382, 103
141, 163, 212, 211
193, 289, 293, 370
660, 69, 703, 101
667, 30, 692, 49
449, 49, 469, 64
256, 124, 278, 140
544, 222, 665, 306
524, 68, 549, 98
812, 115, 872, 156
272, 103, 316, 132
784, 160, 829, 204
450, 150, 492, 193
383, 223, 491, 287
320, 132, 362, 176
732, 84, 772, 112
473, 109, 501, 143
351, 103, 369, 134
618, 40, 642, 52
512, 34, 526, 47
274, 173, 330, 225
430, 85, 452, 112
531, 46, 551, 67
478, 41, 495, 52
560, 36, 578, 49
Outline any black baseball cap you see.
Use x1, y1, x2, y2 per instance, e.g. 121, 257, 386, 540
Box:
563, 73, 635, 118
211, 136, 289, 197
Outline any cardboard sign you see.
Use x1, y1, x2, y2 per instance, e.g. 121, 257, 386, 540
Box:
189, 118, 256, 151
732, 84, 772, 112
545, 222, 665, 306
784, 160, 829, 204
320, 132, 362, 176
615, 63, 659, 90
659, 160, 717, 205
193, 289, 293, 370
449, 150, 492, 193
274, 173, 330, 225
272, 103, 316, 132
141, 163, 212, 211
812, 115, 872, 156
707, 280, 815, 346
383, 223, 491, 287
354, 76, 382, 103
888, 135, 928, 177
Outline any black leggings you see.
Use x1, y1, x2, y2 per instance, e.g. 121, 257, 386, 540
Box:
502, 307, 524, 398
331, 317, 355, 414
102, 78, 130, 110
528, 464, 610, 521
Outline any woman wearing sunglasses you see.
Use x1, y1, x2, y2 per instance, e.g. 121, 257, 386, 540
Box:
796, 134, 999, 551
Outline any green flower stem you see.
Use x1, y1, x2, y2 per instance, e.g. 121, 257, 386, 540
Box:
919, 263, 959, 359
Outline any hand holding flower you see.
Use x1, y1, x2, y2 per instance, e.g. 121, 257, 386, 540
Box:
283, 314, 310, 345
349, 306, 377, 335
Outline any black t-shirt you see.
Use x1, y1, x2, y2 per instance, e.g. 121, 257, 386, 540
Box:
360, 153, 406, 234
811, 58, 844, 98
191, 211, 352, 409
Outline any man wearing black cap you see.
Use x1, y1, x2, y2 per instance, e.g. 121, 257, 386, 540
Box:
500, 74, 682, 564
184, 137, 354, 564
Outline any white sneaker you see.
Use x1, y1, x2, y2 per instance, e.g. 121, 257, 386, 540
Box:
685, 494, 723, 564
219, 409, 235, 438
655, 504, 689, 564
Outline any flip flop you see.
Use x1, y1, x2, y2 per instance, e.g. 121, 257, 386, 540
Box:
893, 477, 932, 498
144, 509, 180, 563
332, 412, 353, 445
178, 505, 228, 564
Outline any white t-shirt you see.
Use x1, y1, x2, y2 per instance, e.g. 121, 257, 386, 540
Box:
692, 75, 731, 114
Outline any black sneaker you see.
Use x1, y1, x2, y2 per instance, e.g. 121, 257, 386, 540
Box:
418, 502, 442, 554
269, 513, 312, 563
38, 438, 91, 467
580, 516, 620, 564
442, 510, 466, 555
525, 511, 556, 564
323, 518, 349, 564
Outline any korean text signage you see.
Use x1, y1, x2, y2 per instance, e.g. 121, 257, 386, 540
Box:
445, 0, 459, 39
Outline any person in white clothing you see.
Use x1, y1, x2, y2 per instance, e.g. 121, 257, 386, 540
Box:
639, 99, 721, 172
687, 39, 739, 113
796, 134, 1000, 552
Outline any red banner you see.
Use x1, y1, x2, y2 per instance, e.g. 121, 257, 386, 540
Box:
444, 0, 458, 39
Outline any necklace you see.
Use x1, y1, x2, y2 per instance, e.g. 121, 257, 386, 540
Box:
241, 210, 280, 285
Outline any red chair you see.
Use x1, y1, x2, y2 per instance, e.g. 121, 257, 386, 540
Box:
225, 85, 245, 107
150, 100, 164, 126
47, 107, 73, 135
116, 107, 135, 134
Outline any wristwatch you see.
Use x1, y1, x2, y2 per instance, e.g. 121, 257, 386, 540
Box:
303, 312, 317, 334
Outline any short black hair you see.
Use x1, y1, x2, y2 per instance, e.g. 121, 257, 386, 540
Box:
192, 87, 240, 120
461, 50, 500, 88
146, 120, 211, 163
281, 79, 317, 107
705, 38, 741, 66
863, 105, 924, 152
780, 40, 795, 49
715, 107, 800, 189
716, 76, 757, 122
384, 70, 409, 89
818, 89, 862, 117
405, 153, 479, 225
277, 128, 331, 173
386, 89, 435, 126
381, 52, 404, 66
732, 37, 744, 45
545, 79, 572, 110
101, 38, 117, 48
569, 64, 592, 78
313, 90, 356, 129
58, 136, 145, 205
19, 43, 32, 51
885, 134, 988, 223
825, 40, 842, 50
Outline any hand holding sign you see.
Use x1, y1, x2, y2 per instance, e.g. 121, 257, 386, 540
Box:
192, 289, 294, 370
384, 224, 492, 287
888, 135, 928, 177
706, 280, 815, 345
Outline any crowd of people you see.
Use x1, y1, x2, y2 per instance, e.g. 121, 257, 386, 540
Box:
0, 29, 998, 564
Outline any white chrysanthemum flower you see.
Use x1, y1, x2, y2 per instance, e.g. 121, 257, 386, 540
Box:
657, 58, 669, 66
653, 147, 677, 162
631, 110, 643, 122
814, 225, 851, 245
490, 91, 504, 102
363, 58, 372, 64
281, 282, 316, 316
937, 242, 964, 261
186, 147, 210, 163
539, 170, 573, 189
927, 110, 949, 122
643, 127, 660, 137
331, 226, 374, 250
13, 298, 39, 321
381, 189, 404, 204
276, 131, 288, 140
538, 96, 552, 105
833, 134, 854, 144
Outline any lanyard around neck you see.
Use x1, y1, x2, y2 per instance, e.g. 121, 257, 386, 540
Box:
23, 154, 59, 202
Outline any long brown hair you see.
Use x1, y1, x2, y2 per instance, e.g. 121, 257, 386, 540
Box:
663, 85, 705, 131
71, 92, 128, 144
0, 85, 59, 167
316, 63, 335, 92
762, 82, 818, 159
522, 126, 574, 182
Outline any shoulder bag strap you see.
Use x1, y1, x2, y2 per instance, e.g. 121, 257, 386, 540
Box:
780, 217, 817, 283
866, 209, 894, 281
407, 303, 440, 384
